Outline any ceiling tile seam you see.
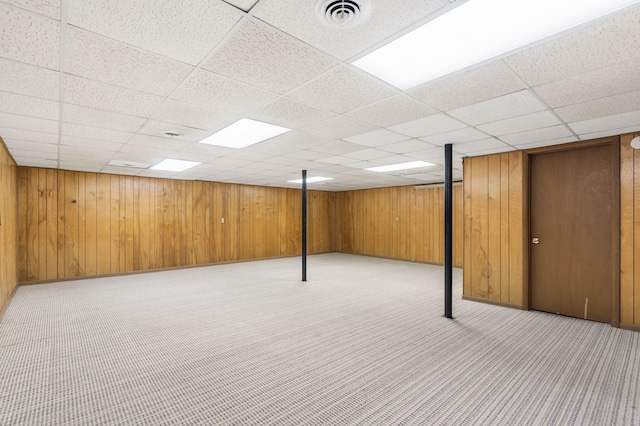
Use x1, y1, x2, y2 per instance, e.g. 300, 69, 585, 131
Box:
0, 1, 61, 22
57, 0, 70, 169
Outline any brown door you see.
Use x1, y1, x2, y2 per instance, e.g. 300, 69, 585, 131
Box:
530, 142, 615, 323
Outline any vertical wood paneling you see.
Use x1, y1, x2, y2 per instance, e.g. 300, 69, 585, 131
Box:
78, 172, 86, 277
487, 155, 502, 301
96, 174, 110, 275
84, 173, 97, 277
17, 167, 27, 282
57, 171, 65, 278
0, 138, 17, 313
125, 177, 134, 272
508, 152, 524, 306
463, 159, 472, 296
37, 169, 47, 280
621, 133, 640, 327
110, 175, 120, 274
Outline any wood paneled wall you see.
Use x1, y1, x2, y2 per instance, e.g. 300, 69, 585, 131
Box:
0, 138, 17, 312
335, 185, 463, 266
17, 168, 335, 283
463, 151, 526, 307
621, 133, 640, 328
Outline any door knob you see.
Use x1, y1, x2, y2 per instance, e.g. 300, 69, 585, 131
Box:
532, 237, 540, 245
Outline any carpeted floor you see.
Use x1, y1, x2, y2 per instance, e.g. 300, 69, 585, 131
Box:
0, 253, 638, 425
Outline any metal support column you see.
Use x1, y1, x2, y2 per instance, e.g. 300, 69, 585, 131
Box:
444, 144, 453, 319
302, 170, 307, 282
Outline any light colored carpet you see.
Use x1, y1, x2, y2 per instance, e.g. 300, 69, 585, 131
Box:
0, 253, 638, 425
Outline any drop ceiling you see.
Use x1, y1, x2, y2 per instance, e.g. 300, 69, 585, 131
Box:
1, 0, 639, 191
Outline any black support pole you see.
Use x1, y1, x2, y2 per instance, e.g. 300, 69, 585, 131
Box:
444, 144, 453, 319
302, 170, 307, 282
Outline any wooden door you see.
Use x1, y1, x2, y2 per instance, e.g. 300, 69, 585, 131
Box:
530, 142, 617, 323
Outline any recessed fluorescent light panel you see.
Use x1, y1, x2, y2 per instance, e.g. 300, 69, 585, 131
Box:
151, 159, 201, 172
200, 118, 291, 149
366, 161, 434, 173
353, 0, 640, 90
288, 177, 334, 184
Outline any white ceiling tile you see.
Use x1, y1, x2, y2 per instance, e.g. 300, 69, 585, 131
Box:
369, 154, 417, 165
138, 120, 211, 142
203, 20, 337, 94
0, 127, 58, 144
11, 157, 58, 167
61, 123, 132, 143
345, 95, 438, 127
0, 58, 59, 100
118, 143, 178, 158
67, 0, 244, 65
3, 0, 60, 19
448, 90, 547, 125
500, 125, 574, 146
59, 162, 104, 173
409, 60, 527, 111
0, 112, 58, 134
253, 0, 445, 60
287, 66, 397, 114
477, 110, 561, 137
378, 139, 435, 154
172, 70, 277, 115
223, 0, 259, 12
63, 104, 146, 133
317, 156, 356, 165
555, 90, 640, 124
422, 127, 489, 145
0, 91, 58, 120
342, 160, 378, 169
453, 138, 511, 154
3, 139, 58, 153
100, 165, 141, 175
65, 75, 164, 117
515, 137, 579, 150
259, 131, 320, 150
344, 149, 390, 161
150, 100, 236, 131
66, 28, 193, 97
59, 146, 114, 159
404, 147, 446, 163
345, 129, 409, 147
504, 6, 640, 86
533, 57, 640, 109
110, 152, 164, 165
249, 98, 334, 129
283, 150, 328, 160
304, 116, 377, 139
389, 114, 466, 138
59, 136, 123, 152
568, 110, 640, 135
0, 4, 59, 69
577, 126, 640, 141
125, 134, 191, 150
221, 150, 271, 162
7, 148, 55, 160
308, 140, 365, 155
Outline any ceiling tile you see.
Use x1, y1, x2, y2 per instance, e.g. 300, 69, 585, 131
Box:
0, 4, 59, 69
304, 116, 377, 139
317, 156, 356, 165
223, 0, 259, 12
203, 20, 337, 94
283, 150, 327, 160
308, 140, 365, 155
345, 129, 409, 147
404, 147, 446, 163
138, 120, 211, 142
344, 148, 390, 161
500, 125, 574, 146
515, 136, 579, 150
11, 157, 57, 167
100, 165, 141, 175
0, 58, 59, 100
59, 136, 123, 153
61, 123, 132, 143
287, 66, 397, 114
448, 90, 547, 125
66, 28, 193, 97
369, 154, 417, 165
65, 75, 165, 117
577, 126, 640, 141
125, 134, 191, 151
3, 139, 58, 153
0, 91, 58, 120
409, 60, 527, 111
0, 111, 58, 134
59, 145, 116, 158
533, 57, 640, 109
378, 139, 435, 154
555, 90, 640, 124
422, 127, 488, 145
171, 69, 277, 115
453, 138, 511, 154
67, 0, 244, 65
118, 142, 179, 158
477, 110, 561, 137
110, 151, 164, 165
0, 128, 58, 144
389, 114, 466, 137
63, 104, 146, 133
345, 95, 438, 127
568, 110, 640, 135
150, 100, 236, 131
249, 98, 334, 129
253, 0, 446, 60
8, 148, 56, 160
3, 0, 60, 19
504, 5, 640, 86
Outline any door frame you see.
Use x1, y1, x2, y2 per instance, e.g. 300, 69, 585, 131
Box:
525, 137, 621, 327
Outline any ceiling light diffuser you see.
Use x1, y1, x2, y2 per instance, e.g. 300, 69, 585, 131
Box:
366, 161, 434, 173
151, 159, 201, 172
353, 0, 640, 90
288, 176, 334, 184
200, 118, 291, 149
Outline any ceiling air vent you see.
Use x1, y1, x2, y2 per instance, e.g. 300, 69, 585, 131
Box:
315, 0, 372, 28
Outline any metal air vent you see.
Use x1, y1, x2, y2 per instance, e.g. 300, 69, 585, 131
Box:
315, 0, 372, 28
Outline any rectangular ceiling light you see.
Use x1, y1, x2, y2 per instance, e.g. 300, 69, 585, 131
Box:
353, 0, 640, 90
288, 176, 334, 184
366, 160, 434, 173
151, 159, 201, 172
200, 118, 291, 149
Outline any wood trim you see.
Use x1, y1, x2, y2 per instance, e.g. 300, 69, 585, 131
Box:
620, 323, 640, 333
462, 295, 524, 310
527, 137, 621, 326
